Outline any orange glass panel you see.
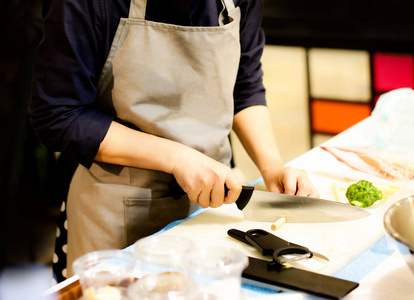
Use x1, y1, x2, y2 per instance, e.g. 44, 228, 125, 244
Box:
311, 100, 372, 134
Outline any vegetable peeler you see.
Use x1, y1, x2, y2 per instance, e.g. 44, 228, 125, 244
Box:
228, 228, 329, 267
228, 229, 359, 299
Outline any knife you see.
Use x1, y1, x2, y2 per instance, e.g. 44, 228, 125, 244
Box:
169, 181, 370, 223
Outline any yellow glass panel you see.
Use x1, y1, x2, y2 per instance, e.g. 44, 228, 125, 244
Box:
309, 48, 371, 102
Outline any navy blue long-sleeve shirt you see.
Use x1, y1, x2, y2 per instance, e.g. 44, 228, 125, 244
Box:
30, 0, 266, 168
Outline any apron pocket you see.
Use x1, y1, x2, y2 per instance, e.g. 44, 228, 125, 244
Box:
124, 196, 191, 245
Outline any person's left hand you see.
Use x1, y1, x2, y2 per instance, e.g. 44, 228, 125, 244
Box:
262, 166, 319, 198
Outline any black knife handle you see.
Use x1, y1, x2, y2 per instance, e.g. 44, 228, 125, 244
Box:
245, 229, 312, 263
235, 185, 255, 210
168, 180, 183, 199
169, 180, 254, 209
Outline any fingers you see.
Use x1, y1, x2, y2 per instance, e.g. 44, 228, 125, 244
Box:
180, 168, 241, 209
223, 176, 242, 204
292, 169, 319, 198
206, 172, 242, 208
195, 171, 226, 208
209, 179, 225, 208
295, 173, 319, 198
271, 167, 319, 198
302, 178, 319, 197
276, 167, 300, 195
168, 146, 240, 208
186, 176, 220, 208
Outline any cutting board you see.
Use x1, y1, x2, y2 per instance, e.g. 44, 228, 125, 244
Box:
157, 200, 384, 277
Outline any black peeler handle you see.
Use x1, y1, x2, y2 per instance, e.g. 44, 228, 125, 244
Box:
168, 180, 254, 210
228, 228, 312, 258
244, 229, 312, 263
228, 228, 251, 244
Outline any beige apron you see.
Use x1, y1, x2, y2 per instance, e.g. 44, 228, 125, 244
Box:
66, 0, 241, 276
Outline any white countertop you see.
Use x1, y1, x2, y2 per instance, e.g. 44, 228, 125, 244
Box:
44, 117, 414, 299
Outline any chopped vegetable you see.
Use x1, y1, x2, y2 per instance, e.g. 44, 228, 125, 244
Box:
345, 180, 383, 208
271, 217, 286, 231
332, 182, 342, 202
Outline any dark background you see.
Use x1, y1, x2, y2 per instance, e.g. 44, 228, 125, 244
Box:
1, 0, 414, 270
262, 0, 414, 51
0, 0, 75, 270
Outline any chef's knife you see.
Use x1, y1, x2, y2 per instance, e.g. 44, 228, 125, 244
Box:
169, 181, 370, 223
240, 188, 370, 222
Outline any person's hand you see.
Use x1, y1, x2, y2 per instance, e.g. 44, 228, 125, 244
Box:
262, 166, 319, 198
170, 147, 242, 208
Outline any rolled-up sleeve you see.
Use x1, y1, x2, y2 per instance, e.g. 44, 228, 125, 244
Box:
234, 0, 266, 115
30, 0, 114, 168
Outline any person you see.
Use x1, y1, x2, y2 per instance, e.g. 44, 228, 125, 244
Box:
30, 0, 319, 278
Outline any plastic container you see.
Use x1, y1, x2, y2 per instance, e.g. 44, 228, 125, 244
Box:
72, 249, 137, 300
133, 235, 194, 278
185, 246, 249, 300
127, 272, 198, 300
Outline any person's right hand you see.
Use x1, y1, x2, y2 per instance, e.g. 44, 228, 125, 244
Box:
170, 147, 242, 208
95, 122, 241, 207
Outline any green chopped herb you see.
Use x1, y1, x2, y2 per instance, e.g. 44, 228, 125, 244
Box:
346, 180, 383, 208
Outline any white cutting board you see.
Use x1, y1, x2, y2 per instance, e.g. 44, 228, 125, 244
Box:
157, 200, 384, 277
158, 166, 413, 277
156, 119, 414, 277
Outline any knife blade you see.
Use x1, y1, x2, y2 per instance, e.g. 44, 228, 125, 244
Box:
169, 181, 370, 223
240, 189, 370, 222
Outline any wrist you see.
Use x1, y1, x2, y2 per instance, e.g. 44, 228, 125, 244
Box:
157, 140, 188, 175
257, 157, 285, 176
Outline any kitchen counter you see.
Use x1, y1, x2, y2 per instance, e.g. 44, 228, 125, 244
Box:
150, 117, 414, 299
46, 117, 414, 299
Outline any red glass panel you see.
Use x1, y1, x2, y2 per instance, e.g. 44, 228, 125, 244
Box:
373, 53, 414, 92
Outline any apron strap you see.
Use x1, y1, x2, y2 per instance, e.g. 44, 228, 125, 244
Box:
129, 0, 237, 24
222, 0, 236, 11
129, 0, 147, 20
219, 0, 237, 25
